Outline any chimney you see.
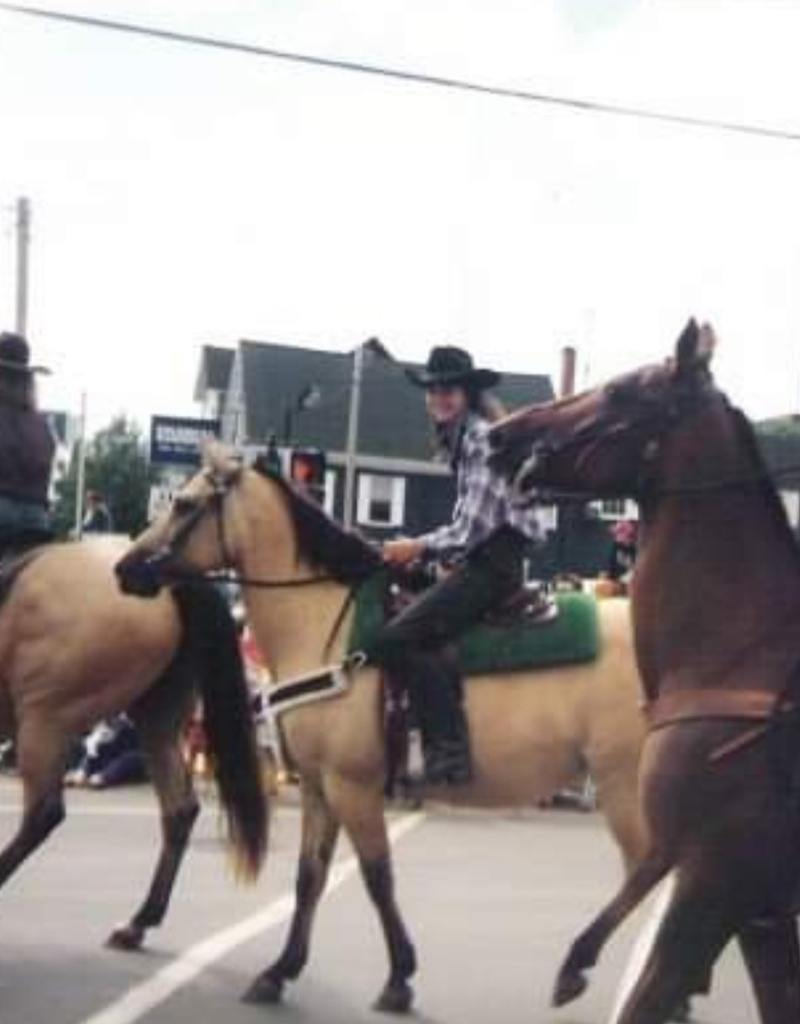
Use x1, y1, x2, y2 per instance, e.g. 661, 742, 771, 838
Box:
560, 346, 576, 398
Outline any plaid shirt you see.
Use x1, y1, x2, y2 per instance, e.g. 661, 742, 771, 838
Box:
418, 414, 541, 559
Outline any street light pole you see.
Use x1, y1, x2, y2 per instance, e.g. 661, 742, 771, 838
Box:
74, 391, 87, 539
343, 342, 366, 530
15, 197, 30, 336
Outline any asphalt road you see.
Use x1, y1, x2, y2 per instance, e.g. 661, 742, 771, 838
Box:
0, 779, 757, 1024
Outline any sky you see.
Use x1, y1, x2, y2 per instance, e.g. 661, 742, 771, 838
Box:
2, 0, 800, 432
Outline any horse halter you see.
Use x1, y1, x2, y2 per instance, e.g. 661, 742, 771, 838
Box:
149, 468, 235, 579
509, 375, 713, 505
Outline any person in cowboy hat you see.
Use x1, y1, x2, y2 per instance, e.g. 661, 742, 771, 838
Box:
0, 332, 55, 553
360, 345, 542, 785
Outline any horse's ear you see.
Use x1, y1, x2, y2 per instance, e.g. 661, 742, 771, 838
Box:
673, 317, 715, 379
202, 440, 243, 483
697, 322, 717, 362
674, 318, 699, 374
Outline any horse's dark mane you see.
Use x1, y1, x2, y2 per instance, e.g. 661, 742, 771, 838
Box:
726, 400, 800, 568
251, 458, 383, 583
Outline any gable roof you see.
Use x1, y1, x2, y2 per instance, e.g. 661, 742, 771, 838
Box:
756, 415, 800, 489
237, 339, 554, 461
194, 345, 235, 401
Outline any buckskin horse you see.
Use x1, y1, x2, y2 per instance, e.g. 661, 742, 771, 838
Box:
0, 538, 266, 949
116, 441, 653, 1015
489, 319, 800, 1023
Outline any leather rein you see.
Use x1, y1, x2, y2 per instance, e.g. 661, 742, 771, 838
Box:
150, 471, 340, 590
508, 384, 800, 763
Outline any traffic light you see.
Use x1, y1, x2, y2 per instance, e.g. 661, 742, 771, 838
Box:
289, 448, 326, 504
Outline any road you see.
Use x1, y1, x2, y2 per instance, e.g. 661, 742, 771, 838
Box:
0, 778, 756, 1024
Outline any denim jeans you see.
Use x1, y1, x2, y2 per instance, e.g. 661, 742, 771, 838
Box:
0, 494, 50, 533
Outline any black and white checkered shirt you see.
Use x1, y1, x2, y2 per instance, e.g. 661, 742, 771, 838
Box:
418, 414, 541, 559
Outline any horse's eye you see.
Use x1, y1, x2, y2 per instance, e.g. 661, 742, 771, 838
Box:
606, 383, 629, 406
174, 496, 197, 516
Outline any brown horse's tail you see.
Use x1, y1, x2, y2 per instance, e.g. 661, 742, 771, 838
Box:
171, 581, 268, 881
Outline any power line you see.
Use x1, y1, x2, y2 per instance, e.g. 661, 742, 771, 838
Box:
2, 2, 800, 144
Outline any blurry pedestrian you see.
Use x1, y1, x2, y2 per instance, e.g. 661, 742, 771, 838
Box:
0, 332, 54, 555
83, 490, 113, 534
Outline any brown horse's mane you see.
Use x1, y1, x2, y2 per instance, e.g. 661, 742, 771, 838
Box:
726, 399, 800, 570
251, 457, 383, 583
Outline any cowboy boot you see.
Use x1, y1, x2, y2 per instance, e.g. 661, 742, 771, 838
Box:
409, 655, 473, 786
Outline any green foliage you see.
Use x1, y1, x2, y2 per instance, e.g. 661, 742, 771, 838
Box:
52, 416, 155, 538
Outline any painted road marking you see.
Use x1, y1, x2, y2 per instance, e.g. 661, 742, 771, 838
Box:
608, 872, 676, 1024
77, 811, 426, 1024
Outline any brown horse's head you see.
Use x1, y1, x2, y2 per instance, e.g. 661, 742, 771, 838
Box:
116, 442, 246, 597
489, 319, 717, 501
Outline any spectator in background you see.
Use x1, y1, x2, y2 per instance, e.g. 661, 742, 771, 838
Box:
65, 714, 145, 788
0, 332, 55, 554
608, 518, 638, 583
83, 490, 113, 534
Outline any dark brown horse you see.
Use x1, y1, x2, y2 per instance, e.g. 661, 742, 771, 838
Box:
489, 320, 800, 1024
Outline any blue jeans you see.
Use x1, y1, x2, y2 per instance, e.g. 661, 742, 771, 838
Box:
0, 494, 49, 533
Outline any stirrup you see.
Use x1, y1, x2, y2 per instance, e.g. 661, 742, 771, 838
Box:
343, 649, 368, 671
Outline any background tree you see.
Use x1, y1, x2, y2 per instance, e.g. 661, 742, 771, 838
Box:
52, 416, 155, 538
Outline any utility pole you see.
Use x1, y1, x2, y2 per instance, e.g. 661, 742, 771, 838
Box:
74, 391, 87, 539
343, 342, 366, 530
15, 197, 30, 336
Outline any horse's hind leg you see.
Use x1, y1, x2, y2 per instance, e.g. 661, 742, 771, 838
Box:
243, 778, 340, 1005
738, 917, 800, 1023
615, 877, 736, 1024
324, 774, 417, 1014
553, 850, 671, 1006
108, 664, 198, 950
0, 716, 68, 888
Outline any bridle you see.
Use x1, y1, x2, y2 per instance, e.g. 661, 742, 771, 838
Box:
508, 378, 774, 506
144, 469, 338, 590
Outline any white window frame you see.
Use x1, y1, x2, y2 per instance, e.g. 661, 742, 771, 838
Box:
357, 474, 406, 529
323, 469, 336, 519
591, 497, 638, 521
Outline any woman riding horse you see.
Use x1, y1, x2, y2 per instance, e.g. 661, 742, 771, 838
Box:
0, 332, 54, 554
365, 346, 541, 785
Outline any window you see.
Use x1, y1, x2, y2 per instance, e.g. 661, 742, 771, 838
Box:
323, 469, 336, 519
592, 498, 636, 521
357, 474, 406, 528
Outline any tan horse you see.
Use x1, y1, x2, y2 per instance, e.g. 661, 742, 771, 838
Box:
0, 536, 267, 948
117, 444, 648, 1014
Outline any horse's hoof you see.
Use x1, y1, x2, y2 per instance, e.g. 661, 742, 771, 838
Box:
552, 969, 588, 1007
373, 981, 414, 1014
242, 973, 284, 1005
106, 924, 145, 951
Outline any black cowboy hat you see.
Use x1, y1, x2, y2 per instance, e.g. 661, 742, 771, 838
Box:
406, 346, 501, 390
0, 333, 50, 375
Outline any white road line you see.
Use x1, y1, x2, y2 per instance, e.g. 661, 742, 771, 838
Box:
607, 872, 676, 1024
78, 811, 426, 1024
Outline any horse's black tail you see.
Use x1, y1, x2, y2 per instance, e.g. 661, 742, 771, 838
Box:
171, 581, 268, 880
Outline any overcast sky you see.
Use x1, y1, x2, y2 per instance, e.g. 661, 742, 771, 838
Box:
2, 0, 800, 431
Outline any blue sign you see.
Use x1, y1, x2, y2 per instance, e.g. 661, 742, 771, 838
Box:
150, 416, 220, 466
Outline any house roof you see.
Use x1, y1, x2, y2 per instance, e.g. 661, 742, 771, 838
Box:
756, 415, 800, 489
193, 345, 235, 401
237, 339, 554, 461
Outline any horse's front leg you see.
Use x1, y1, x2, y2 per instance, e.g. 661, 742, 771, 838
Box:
324, 773, 418, 1014
243, 777, 339, 1005
107, 698, 198, 950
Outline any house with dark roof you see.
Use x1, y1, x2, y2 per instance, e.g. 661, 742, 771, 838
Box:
195, 339, 555, 538
194, 346, 235, 420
